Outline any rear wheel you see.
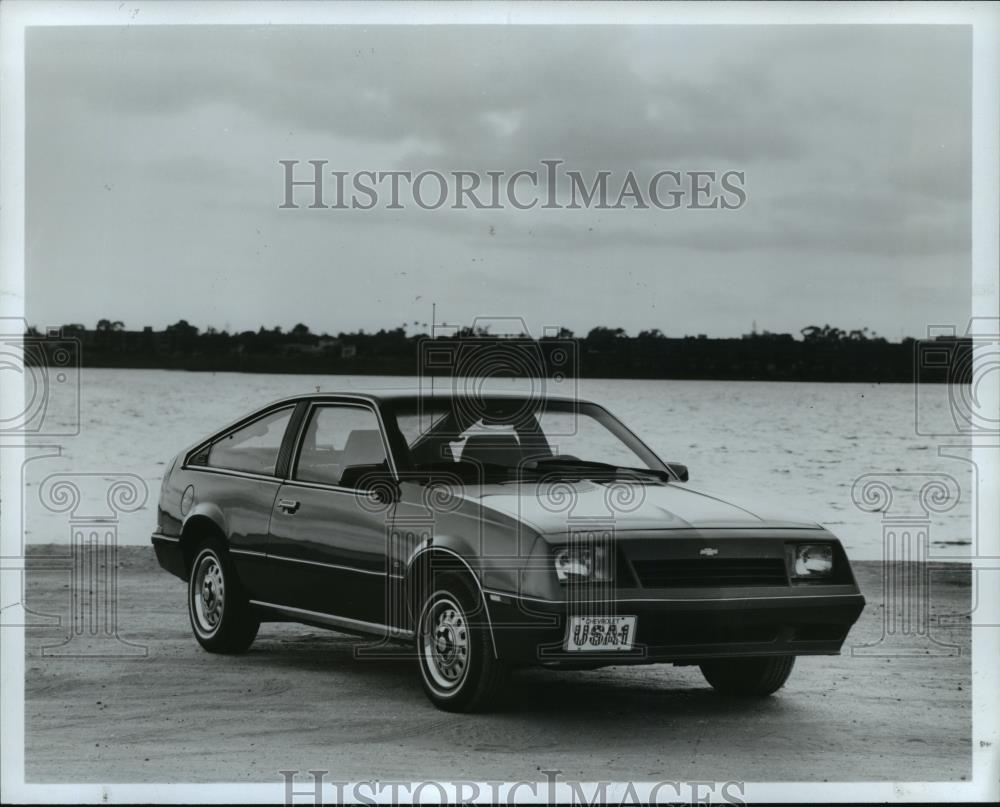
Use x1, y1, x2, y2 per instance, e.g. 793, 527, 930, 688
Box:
416, 578, 507, 712
699, 655, 795, 696
188, 539, 259, 654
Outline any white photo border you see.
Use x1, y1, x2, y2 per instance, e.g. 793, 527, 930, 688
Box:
1, 1, 997, 803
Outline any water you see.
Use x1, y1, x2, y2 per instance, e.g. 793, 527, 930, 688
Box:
19, 368, 972, 560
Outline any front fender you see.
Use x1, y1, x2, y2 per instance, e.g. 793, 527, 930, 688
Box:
405, 508, 550, 599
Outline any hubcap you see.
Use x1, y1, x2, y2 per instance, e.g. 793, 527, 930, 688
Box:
192, 553, 225, 633
421, 596, 469, 692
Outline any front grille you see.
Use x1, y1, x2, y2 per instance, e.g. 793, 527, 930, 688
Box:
631, 557, 788, 588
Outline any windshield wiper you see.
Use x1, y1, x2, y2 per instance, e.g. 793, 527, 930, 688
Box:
522, 457, 670, 482
414, 460, 523, 484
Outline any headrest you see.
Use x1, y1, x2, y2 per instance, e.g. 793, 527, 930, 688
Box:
341, 429, 386, 467
460, 433, 523, 468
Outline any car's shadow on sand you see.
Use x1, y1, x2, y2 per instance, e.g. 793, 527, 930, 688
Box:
501, 671, 790, 719
243, 630, 798, 721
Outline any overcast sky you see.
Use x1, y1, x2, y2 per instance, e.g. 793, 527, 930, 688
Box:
26, 24, 971, 339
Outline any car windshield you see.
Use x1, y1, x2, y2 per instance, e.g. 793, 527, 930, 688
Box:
391, 398, 667, 482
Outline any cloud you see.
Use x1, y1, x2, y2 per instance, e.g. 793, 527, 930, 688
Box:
25, 24, 972, 339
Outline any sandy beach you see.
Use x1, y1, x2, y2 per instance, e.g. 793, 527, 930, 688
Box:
23, 546, 971, 783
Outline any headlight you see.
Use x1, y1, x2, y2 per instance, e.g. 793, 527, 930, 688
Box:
554, 546, 613, 583
791, 544, 834, 578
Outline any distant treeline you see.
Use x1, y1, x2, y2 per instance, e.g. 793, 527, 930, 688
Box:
27, 320, 970, 383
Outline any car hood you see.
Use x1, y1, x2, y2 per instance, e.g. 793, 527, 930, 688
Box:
451, 479, 821, 534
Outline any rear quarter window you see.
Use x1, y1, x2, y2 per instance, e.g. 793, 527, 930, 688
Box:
205, 406, 294, 475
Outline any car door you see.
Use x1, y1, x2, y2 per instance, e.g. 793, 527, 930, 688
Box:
264, 401, 396, 629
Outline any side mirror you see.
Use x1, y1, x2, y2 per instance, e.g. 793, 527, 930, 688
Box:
665, 462, 689, 483
340, 464, 399, 503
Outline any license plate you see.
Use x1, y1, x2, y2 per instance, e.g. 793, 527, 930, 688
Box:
565, 615, 637, 652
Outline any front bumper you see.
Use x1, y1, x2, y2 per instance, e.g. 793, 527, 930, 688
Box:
486, 588, 866, 665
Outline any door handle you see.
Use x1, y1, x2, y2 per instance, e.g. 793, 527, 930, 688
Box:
277, 498, 300, 514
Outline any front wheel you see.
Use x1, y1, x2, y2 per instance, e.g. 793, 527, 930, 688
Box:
416, 581, 507, 712
188, 540, 259, 654
699, 655, 795, 696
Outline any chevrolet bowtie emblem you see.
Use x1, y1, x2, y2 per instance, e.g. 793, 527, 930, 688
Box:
700, 547, 719, 556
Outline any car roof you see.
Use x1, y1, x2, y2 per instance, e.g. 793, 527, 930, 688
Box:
262, 389, 587, 407
185, 388, 597, 460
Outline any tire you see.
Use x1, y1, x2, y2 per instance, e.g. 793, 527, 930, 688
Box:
416, 576, 507, 713
699, 655, 795, 696
188, 538, 259, 654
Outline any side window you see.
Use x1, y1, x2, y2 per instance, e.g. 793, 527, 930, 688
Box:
206, 407, 294, 475
295, 405, 387, 487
